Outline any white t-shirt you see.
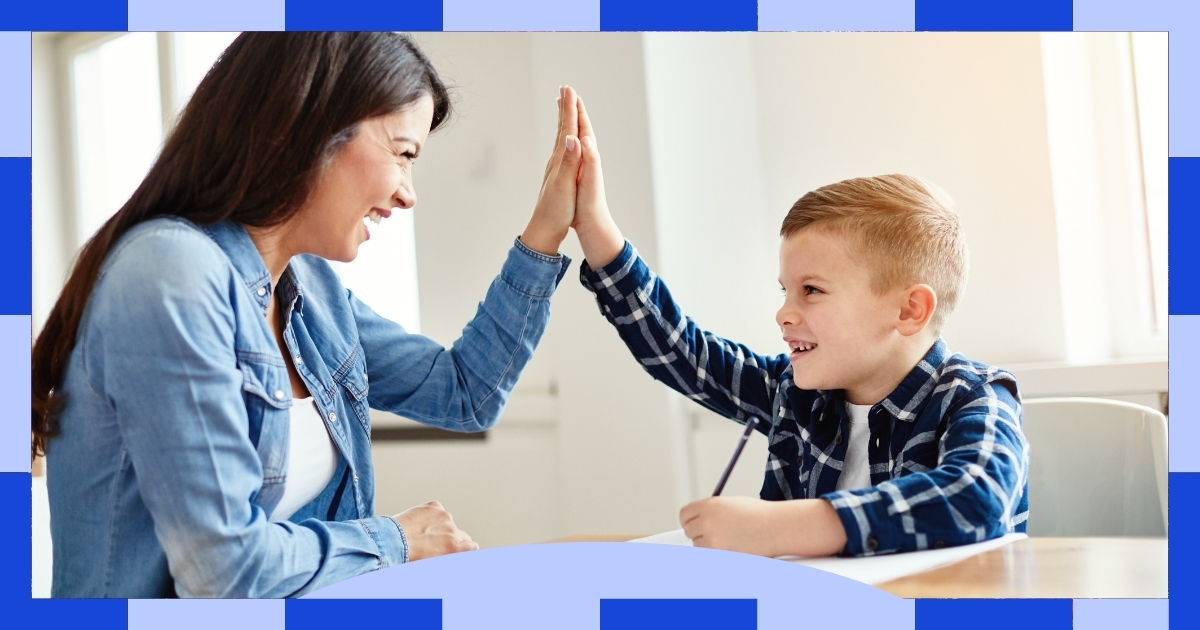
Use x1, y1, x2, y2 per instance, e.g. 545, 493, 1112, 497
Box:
835, 402, 873, 491
272, 397, 339, 522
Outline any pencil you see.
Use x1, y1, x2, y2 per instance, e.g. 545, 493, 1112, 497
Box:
712, 417, 759, 496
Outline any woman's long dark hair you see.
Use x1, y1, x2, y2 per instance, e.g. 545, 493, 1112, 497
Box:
31, 32, 451, 459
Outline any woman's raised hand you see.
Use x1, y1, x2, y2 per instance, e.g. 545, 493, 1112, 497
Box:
391, 500, 479, 561
573, 96, 626, 269
520, 86, 584, 256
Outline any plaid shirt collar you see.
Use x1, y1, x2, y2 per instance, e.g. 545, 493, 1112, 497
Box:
877, 338, 948, 423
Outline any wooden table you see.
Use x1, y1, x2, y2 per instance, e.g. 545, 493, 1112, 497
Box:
876, 537, 1166, 599
546, 535, 1167, 599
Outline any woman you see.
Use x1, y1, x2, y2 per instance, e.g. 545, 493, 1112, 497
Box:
31, 32, 586, 598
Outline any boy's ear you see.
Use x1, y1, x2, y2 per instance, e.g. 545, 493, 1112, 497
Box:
896, 284, 937, 337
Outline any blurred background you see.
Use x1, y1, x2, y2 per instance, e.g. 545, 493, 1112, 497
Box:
32, 32, 1167, 556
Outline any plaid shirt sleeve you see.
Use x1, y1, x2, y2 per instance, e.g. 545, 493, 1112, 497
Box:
579, 241, 792, 428
822, 370, 1028, 555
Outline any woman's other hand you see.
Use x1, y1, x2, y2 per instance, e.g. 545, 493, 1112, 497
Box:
573, 96, 625, 269
391, 500, 479, 561
520, 86, 583, 256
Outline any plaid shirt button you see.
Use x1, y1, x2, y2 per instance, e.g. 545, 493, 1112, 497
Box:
836, 434, 843, 445
866, 537, 879, 552
933, 540, 946, 549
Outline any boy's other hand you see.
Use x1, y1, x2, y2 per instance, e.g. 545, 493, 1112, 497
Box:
520, 86, 582, 256
679, 496, 848, 558
573, 95, 625, 269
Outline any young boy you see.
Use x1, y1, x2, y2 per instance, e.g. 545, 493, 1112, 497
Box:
567, 100, 1028, 558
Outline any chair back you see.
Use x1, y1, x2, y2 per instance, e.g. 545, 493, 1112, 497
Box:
1022, 397, 1167, 536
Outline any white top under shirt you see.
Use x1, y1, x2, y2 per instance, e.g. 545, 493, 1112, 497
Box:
272, 397, 339, 522
835, 402, 873, 491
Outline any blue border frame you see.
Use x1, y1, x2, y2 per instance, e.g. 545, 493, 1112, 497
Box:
3, 1, 1189, 628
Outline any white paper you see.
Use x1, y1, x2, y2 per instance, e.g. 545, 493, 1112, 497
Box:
630, 529, 1027, 585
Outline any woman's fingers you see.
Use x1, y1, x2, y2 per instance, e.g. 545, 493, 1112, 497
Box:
543, 86, 581, 182
521, 86, 583, 257
393, 500, 478, 561
562, 86, 580, 143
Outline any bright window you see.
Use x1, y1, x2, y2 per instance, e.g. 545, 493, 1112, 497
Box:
1130, 32, 1168, 334
64, 32, 421, 333
71, 33, 163, 242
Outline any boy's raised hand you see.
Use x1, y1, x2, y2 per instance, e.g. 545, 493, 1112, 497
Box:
572, 96, 626, 269
679, 496, 849, 558
520, 86, 583, 256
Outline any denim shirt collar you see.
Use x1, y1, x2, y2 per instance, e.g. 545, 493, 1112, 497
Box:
200, 220, 278, 315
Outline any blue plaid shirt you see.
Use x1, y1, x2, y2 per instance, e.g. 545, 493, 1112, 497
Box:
581, 242, 1029, 557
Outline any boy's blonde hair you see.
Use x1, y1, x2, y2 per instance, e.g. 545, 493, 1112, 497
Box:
780, 174, 968, 333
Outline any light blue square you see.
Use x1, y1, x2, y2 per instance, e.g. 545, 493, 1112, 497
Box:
0, 32, 31, 158
444, 0, 599, 31
1075, 0, 1200, 158
1074, 599, 1168, 630
0, 316, 31, 472
128, 0, 284, 31
1169, 315, 1200, 471
129, 599, 285, 630
759, 0, 915, 31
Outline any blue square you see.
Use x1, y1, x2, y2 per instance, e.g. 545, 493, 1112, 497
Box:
916, 0, 1071, 31
286, 599, 440, 629
1170, 473, 1198, 628
916, 599, 1072, 630
600, 599, 756, 630
0, 159, 31, 316
285, 0, 442, 30
0, 0, 127, 31
601, 0, 757, 31
1170, 158, 1199, 314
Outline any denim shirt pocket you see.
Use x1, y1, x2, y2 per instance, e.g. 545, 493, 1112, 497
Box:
236, 350, 292, 511
332, 346, 370, 434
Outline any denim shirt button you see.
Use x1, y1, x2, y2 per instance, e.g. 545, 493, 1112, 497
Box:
353, 474, 359, 484
328, 412, 338, 423
256, 286, 267, 296
273, 389, 285, 401
294, 355, 303, 365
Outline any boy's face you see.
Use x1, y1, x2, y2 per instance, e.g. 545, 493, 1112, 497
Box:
776, 228, 908, 404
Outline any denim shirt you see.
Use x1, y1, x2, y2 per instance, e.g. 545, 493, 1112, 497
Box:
46, 217, 569, 598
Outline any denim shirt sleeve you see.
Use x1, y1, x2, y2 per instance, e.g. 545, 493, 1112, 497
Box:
84, 225, 412, 597
353, 238, 570, 430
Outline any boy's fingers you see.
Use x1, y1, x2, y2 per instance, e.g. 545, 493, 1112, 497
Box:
679, 502, 702, 526
582, 135, 601, 164
577, 97, 594, 141
554, 86, 566, 146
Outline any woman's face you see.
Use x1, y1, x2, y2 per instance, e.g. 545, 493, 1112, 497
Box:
291, 95, 435, 263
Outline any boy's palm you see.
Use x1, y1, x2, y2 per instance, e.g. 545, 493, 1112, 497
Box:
571, 95, 625, 268
573, 98, 609, 232
680, 496, 784, 557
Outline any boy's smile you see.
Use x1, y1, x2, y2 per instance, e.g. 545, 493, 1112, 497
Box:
777, 228, 930, 405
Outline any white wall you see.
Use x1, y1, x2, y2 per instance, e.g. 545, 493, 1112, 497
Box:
753, 33, 1068, 366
